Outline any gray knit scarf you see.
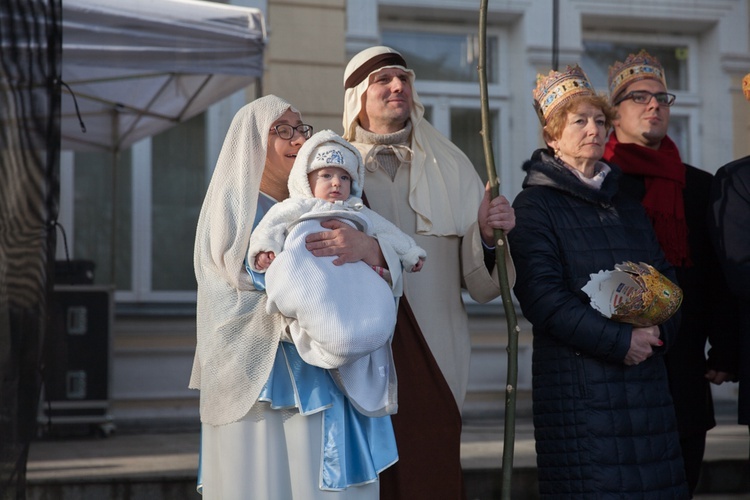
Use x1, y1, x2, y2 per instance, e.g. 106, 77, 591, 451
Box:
355, 122, 413, 180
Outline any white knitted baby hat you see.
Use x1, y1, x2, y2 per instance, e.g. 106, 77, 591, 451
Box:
288, 129, 365, 199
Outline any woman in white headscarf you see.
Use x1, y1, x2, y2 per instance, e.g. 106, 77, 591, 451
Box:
190, 95, 397, 499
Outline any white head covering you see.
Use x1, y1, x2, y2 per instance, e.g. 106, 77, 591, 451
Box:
190, 95, 300, 425
288, 129, 365, 199
342, 46, 485, 237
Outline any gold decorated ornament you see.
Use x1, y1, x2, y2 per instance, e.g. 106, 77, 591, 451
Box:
582, 261, 683, 327
743, 73, 750, 101
608, 49, 668, 103
532, 64, 596, 126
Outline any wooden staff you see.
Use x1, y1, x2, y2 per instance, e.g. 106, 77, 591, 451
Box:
477, 1, 521, 498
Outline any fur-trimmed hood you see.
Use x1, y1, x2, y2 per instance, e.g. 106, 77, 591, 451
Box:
522, 148, 621, 206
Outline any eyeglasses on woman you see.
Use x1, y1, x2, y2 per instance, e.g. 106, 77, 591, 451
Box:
271, 123, 314, 140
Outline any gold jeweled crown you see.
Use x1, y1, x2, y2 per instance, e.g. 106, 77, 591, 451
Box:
532, 65, 596, 126
608, 49, 667, 102
582, 261, 683, 328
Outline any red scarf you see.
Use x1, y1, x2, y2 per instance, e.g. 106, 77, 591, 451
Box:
604, 133, 691, 267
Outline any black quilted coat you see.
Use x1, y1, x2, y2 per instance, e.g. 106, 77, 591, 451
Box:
619, 165, 740, 435
508, 150, 689, 498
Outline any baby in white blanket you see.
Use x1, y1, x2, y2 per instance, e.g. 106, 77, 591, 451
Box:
246, 130, 426, 416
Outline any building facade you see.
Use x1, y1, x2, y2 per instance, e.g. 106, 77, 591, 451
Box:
54, 0, 749, 423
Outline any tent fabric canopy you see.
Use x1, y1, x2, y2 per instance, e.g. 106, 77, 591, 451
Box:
61, 0, 266, 152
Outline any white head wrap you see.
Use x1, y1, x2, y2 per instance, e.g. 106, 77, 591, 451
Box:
342, 46, 485, 237
288, 129, 365, 199
190, 95, 300, 425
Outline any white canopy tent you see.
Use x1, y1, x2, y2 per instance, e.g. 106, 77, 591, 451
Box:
61, 0, 266, 152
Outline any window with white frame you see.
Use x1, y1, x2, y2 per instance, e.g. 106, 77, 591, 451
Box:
149, 115, 207, 293
381, 30, 499, 84
581, 37, 697, 163
381, 26, 509, 185
69, 148, 133, 290
61, 113, 208, 303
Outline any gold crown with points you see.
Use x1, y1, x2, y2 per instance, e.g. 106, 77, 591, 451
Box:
532, 65, 596, 126
608, 49, 667, 102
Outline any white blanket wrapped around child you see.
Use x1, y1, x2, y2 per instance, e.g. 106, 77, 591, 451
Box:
251, 201, 416, 416
246, 129, 426, 416
264, 210, 397, 369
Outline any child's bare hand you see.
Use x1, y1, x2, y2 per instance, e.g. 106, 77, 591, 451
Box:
411, 258, 425, 272
255, 251, 275, 270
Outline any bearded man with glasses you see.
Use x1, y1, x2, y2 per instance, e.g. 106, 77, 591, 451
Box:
603, 49, 740, 498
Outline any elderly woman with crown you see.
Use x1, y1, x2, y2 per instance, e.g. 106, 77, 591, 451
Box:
507, 65, 689, 497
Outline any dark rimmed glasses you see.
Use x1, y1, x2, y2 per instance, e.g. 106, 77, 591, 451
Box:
271, 123, 313, 140
614, 90, 676, 107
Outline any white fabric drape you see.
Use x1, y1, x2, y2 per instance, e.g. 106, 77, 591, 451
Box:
200, 406, 378, 500
190, 95, 297, 426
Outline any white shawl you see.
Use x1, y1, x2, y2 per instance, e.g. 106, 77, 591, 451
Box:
189, 95, 298, 426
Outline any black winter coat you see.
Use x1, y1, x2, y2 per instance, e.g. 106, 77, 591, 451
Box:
620, 165, 740, 437
709, 157, 750, 424
509, 150, 688, 498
